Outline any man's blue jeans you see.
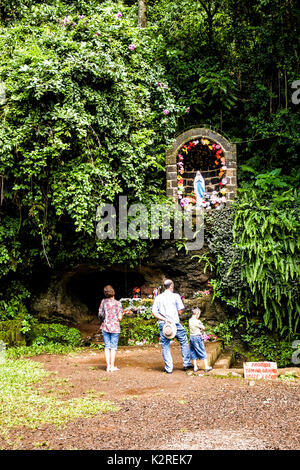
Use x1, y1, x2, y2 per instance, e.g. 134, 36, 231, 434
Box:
158, 322, 192, 373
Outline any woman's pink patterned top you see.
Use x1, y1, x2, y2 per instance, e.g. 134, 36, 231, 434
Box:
99, 298, 122, 333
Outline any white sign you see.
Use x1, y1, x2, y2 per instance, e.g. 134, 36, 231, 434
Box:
243, 362, 278, 380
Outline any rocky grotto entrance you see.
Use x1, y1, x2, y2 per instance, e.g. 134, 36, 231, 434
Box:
31, 265, 147, 325
66, 268, 146, 315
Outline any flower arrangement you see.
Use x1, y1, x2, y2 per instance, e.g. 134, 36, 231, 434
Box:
132, 287, 141, 298
192, 289, 212, 299
120, 298, 153, 319
177, 138, 228, 210
128, 338, 149, 346
201, 333, 218, 343
123, 308, 134, 316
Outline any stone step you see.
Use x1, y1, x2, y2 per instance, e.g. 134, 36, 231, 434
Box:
197, 341, 222, 369
213, 351, 234, 369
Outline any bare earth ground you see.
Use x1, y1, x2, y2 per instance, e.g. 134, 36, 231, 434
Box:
1, 344, 299, 450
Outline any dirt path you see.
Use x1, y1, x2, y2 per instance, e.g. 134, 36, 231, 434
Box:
2, 344, 300, 450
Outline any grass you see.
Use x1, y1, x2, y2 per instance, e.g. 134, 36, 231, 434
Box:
5, 343, 85, 359
0, 358, 120, 438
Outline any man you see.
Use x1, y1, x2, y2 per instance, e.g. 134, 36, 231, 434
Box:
152, 279, 193, 373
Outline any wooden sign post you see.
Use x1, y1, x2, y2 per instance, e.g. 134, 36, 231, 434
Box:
243, 362, 278, 380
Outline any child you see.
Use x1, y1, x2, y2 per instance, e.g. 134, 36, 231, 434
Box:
189, 308, 213, 372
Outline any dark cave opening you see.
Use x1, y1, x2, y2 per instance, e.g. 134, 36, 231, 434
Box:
66, 269, 146, 315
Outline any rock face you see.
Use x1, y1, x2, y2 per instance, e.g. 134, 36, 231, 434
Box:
31, 269, 91, 324
31, 241, 225, 325
141, 241, 212, 296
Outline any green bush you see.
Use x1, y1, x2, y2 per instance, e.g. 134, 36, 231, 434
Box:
0, 281, 31, 321
205, 185, 300, 335
6, 342, 83, 359
28, 323, 82, 346
212, 316, 299, 367
119, 317, 159, 346
0, 319, 25, 346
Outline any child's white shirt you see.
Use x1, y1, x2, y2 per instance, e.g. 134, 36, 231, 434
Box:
189, 316, 205, 336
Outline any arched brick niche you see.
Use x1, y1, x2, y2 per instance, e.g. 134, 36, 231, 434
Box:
166, 127, 237, 206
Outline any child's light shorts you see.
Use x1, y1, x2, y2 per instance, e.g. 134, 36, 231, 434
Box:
190, 334, 207, 360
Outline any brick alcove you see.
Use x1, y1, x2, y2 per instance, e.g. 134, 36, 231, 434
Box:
166, 127, 237, 205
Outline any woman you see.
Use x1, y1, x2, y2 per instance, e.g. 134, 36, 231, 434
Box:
98, 285, 123, 372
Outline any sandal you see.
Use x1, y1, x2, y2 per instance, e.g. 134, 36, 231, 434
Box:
204, 367, 213, 372
111, 367, 120, 372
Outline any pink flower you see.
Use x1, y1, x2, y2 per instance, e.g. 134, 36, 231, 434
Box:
128, 43, 136, 51
157, 82, 162, 87
163, 109, 170, 115
180, 198, 190, 207
96, 32, 100, 36
185, 106, 190, 113
222, 177, 228, 185
116, 12, 122, 18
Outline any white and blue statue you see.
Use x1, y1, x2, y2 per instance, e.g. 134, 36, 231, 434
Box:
194, 170, 206, 206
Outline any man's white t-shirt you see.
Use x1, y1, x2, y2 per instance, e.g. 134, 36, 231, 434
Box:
152, 290, 185, 324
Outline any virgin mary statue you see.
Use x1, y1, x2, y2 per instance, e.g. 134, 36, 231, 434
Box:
194, 171, 205, 206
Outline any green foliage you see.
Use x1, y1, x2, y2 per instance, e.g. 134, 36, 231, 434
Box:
212, 316, 299, 368
206, 207, 246, 296
0, 1, 182, 277
0, 318, 25, 346
0, 281, 31, 321
233, 187, 300, 332
119, 316, 159, 346
205, 183, 300, 334
27, 323, 82, 346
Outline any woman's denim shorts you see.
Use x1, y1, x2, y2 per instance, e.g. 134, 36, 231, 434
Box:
102, 331, 120, 350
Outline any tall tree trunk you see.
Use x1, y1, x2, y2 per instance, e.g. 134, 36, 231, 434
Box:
278, 69, 281, 110
270, 74, 273, 114
284, 70, 288, 109
0, 175, 4, 206
138, 0, 147, 28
